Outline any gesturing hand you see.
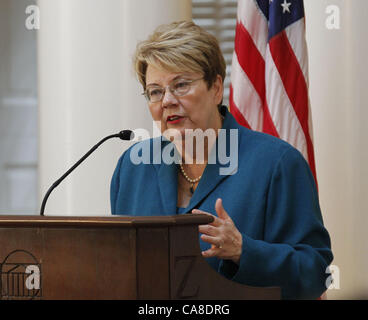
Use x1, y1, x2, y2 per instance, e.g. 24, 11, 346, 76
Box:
192, 198, 243, 265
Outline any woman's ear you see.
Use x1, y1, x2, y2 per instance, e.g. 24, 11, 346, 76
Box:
212, 74, 224, 105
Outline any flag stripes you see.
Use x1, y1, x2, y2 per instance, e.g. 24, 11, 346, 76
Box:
230, 0, 317, 183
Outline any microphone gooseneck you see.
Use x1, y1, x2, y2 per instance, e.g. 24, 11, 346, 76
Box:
39, 130, 134, 216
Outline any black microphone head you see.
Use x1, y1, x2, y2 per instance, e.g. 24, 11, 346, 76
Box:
118, 130, 134, 140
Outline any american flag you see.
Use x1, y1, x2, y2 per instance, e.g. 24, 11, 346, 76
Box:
229, 0, 317, 183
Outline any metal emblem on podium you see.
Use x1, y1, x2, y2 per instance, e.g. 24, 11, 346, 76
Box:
0, 250, 42, 299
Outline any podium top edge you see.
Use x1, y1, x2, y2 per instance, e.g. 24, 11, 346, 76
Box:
0, 214, 214, 228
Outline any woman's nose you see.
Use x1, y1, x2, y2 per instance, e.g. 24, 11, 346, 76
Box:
162, 88, 178, 107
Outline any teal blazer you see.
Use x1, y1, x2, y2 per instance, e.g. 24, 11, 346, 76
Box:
110, 106, 333, 299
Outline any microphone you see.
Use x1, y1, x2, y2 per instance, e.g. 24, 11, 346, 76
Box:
40, 130, 134, 216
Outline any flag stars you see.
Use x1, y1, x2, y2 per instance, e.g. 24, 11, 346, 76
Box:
281, 0, 292, 14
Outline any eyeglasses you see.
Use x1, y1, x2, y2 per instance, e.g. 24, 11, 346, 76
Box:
143, 77, 203, 103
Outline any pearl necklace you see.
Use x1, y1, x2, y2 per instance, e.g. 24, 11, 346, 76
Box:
178, 112, 223, 194
179, 164, 202, 194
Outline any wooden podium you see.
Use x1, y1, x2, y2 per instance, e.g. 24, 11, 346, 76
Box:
0, 214, 280, 300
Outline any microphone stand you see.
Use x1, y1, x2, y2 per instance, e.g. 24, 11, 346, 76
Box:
40, 130, 133, 216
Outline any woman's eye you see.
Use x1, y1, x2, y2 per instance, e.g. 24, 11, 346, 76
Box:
149, 88, 163, 97
174, 81, 190, 90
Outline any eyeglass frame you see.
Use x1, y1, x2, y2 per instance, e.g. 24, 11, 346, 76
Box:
142, 77, 204, 103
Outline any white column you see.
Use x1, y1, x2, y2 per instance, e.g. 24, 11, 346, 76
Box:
38, 0, 191, 216
305, 0, 368, 299
345, 0, 368, 300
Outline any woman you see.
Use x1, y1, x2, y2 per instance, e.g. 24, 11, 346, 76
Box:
110, 21, 333, 299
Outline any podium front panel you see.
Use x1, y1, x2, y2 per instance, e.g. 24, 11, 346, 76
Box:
0, 226, 137, 299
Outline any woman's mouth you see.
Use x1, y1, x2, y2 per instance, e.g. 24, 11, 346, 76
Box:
167, 115, 184, 124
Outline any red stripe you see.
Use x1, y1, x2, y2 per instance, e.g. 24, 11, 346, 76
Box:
229, 85, 251, 129
234, 22, 279, 137
234, 22, 265, 103
269, 31, 317, 183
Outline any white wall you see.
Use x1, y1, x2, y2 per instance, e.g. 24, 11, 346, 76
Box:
305, 0, 368, 299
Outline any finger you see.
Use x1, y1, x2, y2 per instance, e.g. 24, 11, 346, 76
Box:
192, 209, 222, 227
208, 216, 222, 227
201, 248, 217, 258
201, 241, 224, 258
200, 234, 223, 248
192, 208, 210, 215
215, 198, 230, 221
198, 224, 219, 237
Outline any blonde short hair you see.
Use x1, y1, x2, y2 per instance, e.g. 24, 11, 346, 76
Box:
134, 21, 226, 90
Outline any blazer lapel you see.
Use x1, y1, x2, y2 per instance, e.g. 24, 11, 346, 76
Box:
185, 106, 240, 213
185, 163, 231, 213
153, 106, 240, 215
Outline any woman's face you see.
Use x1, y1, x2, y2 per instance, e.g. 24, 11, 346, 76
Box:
145, 64, 223, 139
